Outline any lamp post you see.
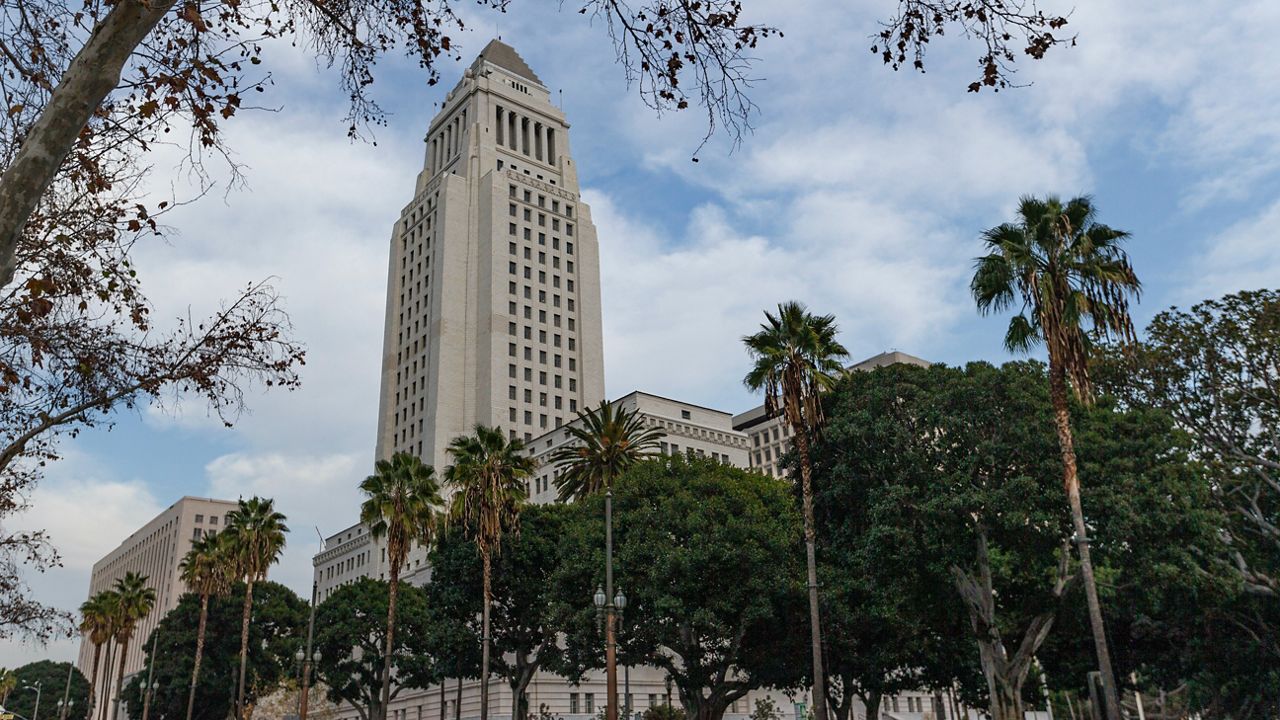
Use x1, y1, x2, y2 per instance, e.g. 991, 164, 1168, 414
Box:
594, 490, 626, 720
58, 662, 74, 720
141, 629, 161, 720
24, 681, 43, 720
298, 573, 320, 717
295, 647, 321, 720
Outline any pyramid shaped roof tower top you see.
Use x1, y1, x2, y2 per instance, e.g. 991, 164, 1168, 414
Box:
475, 38, 543, 86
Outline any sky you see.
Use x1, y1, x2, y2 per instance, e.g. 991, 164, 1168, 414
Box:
3, 0, 1279, 667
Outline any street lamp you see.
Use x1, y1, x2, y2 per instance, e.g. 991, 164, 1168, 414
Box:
299, 575, 321, 720
24, 681, 42, 720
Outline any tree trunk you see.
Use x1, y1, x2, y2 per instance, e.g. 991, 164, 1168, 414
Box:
791, 427, 828, 720
382, 561, 401, 720
511, 657, 538, 720
85, 642, 102, 720
1047, 359, 1120, 720
481, 549, 492, 720
455, 676, 462, 720
0, 0, 179, 288
110, 635, 131, 720
440, 680, 447, 720
100, 640, 114, 720
237, 579, 256, 720
862, 692, 880, 720
988, 679, 1023, 720
187, 593, 210, 720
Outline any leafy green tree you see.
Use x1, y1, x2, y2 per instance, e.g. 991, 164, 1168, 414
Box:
361, 452, 445, 720
4, 661, 89, 719
1113, 289, 1280, 598
549, 400, 665, 501
445, 425, 536, 720
178, 533, 233, 720
222, 496, 288, 720
312, 578, 437, 720
107, 572, 156, 720
742, 301, 848, 720
810, 371, 980, 720
78, 592, 116, 720
813, 361, 1217, 720
971, 195, 1140, 720
428, 504, 572, 720
120, 580, 307, 720
556, 455, 802, 720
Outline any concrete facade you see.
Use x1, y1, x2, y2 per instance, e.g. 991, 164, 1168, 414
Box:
75, 496, 239, 705
732, 351, 932, 478
374, 38, 606, 476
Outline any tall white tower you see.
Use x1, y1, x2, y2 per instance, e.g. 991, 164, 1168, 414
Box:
374, 39, 606, 471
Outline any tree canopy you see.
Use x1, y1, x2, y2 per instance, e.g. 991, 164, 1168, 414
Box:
3, 660, 89, 719
312, 577, 438, 720
555, 455, 802, 720
120, 580, 307, 720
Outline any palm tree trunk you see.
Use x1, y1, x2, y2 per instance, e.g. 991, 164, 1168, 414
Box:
481, 549, 492, 720
100, 640, 114, 720
791, 426, 828, 720
237, 579, 256, 720
1048, 360, 1120, 720
481, 545, 494, 717
85, 643, 102, 720
381, 560, 401, 720
111, 636, 131, 720
187, 593, 210, 720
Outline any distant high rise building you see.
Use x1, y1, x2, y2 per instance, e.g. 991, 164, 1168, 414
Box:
76, 496, 239, 704
374, 38, 606, 472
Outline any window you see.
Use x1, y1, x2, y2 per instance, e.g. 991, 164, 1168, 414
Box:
192, 528, 203, 540
195, 514, 204, 523
209, 516, 218, 525
681, 410, 691, 420
585, 694, 595, 714
509, 203, 517, 217
570, 694, 580, 714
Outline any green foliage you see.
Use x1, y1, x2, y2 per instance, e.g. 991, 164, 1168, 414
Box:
749, 697, 782, 720
119, 580, 306, 720
549, 400, 665, 501
643, 706, 688, 720
742, 301, 847, 427
360, 451, 445, 570
3, 661, 89, 719
427, 504, 570, 698
555, 455, 802, 720
312, 577, 437, 720
223, 496, 288, 583
813, 360, 1226, 713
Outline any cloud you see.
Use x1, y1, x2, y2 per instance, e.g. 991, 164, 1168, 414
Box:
1187, 198, 1280, 301
0, 450, 164, 665
204, 451, 366, 593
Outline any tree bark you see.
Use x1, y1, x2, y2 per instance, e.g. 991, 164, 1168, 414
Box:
0, 0, 178, 289
85, 642, 102, 720
236, 579, 256, 720
381, 560, 401, 720
439, 679, 446, 720
110, 635, 131, 720
455, 676, 462, 720
1048, 359, 1121, 720
187, 593, 210, 720
862, 692, 881, 720
791, 426, 828, 720
481, 549, 492, 720
99, 639, 114, 720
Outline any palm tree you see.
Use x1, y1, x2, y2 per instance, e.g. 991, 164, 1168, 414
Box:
0, 666, 16, 706
361, 452, 445, 720
109, 572, 157, 720
445, 425, 536, 720
78, 592, 115, 720
971, 194, 1140, 720
222, 496, 289, 720
179, 533, 233, 720
742, 301, 848, 720
549, 400, 664, 720
549, 400, 666, 502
